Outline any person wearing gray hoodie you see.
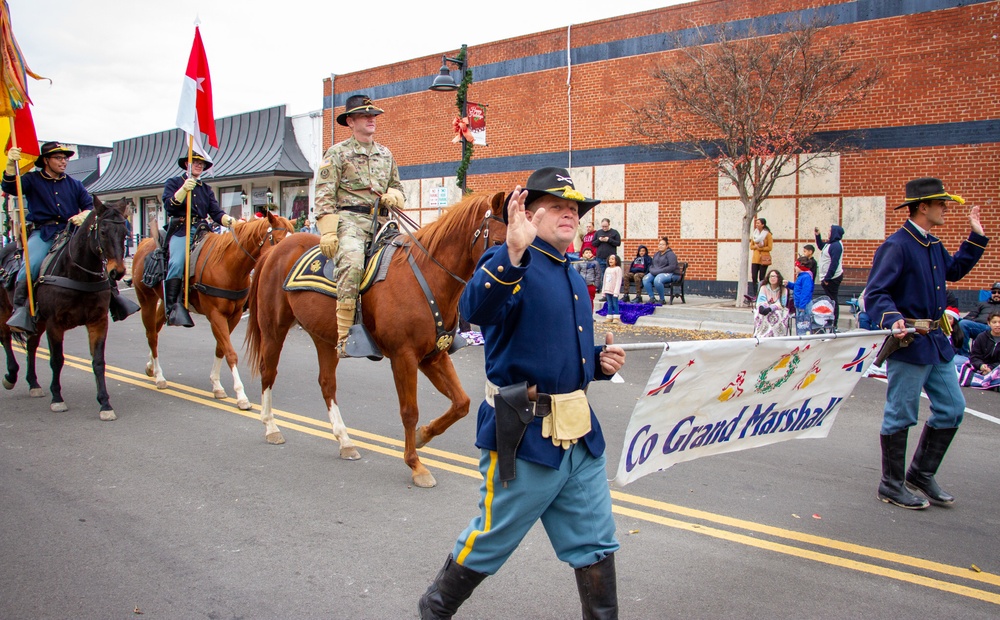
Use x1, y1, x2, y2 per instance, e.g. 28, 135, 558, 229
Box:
815, 224, 845, 329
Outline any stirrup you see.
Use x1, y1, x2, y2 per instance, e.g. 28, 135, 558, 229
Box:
7, 305, 37, 334
342, 323, 384, 361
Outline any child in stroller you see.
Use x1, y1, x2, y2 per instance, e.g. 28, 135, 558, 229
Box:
810, 296, 836, 334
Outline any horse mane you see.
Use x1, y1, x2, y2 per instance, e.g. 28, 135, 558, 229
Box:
412, 193, 492, 255
210, 216, 284, 254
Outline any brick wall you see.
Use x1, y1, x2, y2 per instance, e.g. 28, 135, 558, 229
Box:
323, 0, 999, 292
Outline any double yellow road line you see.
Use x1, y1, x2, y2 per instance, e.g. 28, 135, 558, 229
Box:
12, 345, 1000, 606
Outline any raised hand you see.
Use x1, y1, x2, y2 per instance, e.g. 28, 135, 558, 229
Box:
506, 185, 539, 265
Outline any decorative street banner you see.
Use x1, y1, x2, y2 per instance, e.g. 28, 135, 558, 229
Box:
467, 101, 486, 146
614, 334, 882, 486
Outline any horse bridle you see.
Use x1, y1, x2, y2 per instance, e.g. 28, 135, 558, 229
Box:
228, 222, 290, 263
472, 209, 505, 254
72, 209, 128, 278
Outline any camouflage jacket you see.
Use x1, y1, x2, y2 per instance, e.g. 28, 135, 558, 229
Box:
314, 136, 402, 218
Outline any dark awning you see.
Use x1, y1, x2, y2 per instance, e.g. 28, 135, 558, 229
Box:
88, 105, 313, 195
67, 156, 101, 187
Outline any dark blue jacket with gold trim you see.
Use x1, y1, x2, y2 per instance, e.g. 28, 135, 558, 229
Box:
163, 174, 226, 239
865, 220, 988, 365
459, 237, 614, 470
2, 170, 93, 242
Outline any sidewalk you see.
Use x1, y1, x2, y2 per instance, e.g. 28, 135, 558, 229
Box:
627, 294, 859, 334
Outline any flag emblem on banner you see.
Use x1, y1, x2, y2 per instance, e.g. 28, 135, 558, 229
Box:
647, 360, 694, 396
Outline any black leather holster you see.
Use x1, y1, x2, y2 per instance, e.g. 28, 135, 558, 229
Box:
494, 382, 537, 485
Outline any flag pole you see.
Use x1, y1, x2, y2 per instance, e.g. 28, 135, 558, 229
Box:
8, 117, 33, 317
183, 134, 193, 309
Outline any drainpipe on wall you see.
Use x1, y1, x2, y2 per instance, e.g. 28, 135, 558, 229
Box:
329, 73, 337, 148
566, 25, 573, 170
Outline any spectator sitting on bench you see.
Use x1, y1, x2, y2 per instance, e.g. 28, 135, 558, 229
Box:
622, 244, 651, 303
642, 236, 682, 306
959, 282, 1000, 353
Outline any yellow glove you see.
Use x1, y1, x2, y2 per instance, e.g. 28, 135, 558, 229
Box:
381, 187, 405, 210
173, 178, 198, 202
69, 211, 90, 227
5, 147, 21, 174
316, 213, 340, 258
221, 215, 238, 228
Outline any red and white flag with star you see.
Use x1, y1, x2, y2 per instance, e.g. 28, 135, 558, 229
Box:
175, 25, 217, 159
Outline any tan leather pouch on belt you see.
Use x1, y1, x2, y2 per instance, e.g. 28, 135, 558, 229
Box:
541, 390, 591, 448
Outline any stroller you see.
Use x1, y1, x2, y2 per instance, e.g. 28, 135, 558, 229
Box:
809, 296, 836, 334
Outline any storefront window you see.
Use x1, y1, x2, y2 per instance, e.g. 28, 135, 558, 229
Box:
141, 195, 163, 238
220, 185, 244, 220
281, 180, 309, 225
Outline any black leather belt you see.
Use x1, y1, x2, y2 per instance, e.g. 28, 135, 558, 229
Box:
531, 392, 553, 417
338, 205, 373, 215
904, 318, 940, 333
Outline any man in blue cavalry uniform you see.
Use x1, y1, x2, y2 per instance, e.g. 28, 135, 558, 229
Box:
161, 152, 237, 327
419, 167, 627, 619
865, 178, 987, 510
3, 142, 93, 334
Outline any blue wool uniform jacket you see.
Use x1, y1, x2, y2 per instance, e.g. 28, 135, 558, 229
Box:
459, 238, 614, 470
865, 220, 988, 365
162, 174, 226, 238
2, 170, 93, 242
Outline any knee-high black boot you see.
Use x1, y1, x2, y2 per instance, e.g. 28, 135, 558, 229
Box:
108, 279, 140, 322
6, 280, 36, 334
575, 553, 618, 620
164, 278, 194, 328
418, 554, 487, 619
877, 430, 928, 510
906, 424, 958, 505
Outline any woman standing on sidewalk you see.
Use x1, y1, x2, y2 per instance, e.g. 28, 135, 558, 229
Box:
750, 218, 773, 294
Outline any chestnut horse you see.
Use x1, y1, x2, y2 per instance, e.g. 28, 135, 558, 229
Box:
130, 211, 293, 408
0, 197, 130, 420
245, 191, 507, 487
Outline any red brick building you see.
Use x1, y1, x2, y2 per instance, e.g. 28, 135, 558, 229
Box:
322, 0, 998, 302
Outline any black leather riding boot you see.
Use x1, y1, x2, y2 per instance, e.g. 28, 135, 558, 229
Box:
418, 554, 487, 620
906, 424, 958, 505
164, 278, 194, 328
6, 280, 36, 334
877, 430, 928, 510
575, 553, 619, 620
108, 279, 140, 322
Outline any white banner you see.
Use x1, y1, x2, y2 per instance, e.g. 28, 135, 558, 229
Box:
614, 334, 883, 486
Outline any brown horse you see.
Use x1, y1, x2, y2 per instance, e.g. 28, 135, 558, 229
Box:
130, 211, 293, 408
0, 197, 130, 420
245, 192, 507, 487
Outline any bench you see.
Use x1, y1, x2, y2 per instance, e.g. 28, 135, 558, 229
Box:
667, 262, 687, 305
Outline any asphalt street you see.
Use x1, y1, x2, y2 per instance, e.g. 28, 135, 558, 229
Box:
2, 294, 999, 619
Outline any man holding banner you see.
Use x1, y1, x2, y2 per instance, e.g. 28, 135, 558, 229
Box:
419, 167, 626, 619
3, 142, 92, 334
864, 177, 987, 510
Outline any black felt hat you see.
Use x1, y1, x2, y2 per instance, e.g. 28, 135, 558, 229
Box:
336, 94, 384, 126
35, 142, 75, 168
177, 152, 213, 171
502, 167, 600, 224
896, 177, 964, 209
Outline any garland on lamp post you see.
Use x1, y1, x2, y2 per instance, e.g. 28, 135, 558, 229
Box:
454, 47, 474, 193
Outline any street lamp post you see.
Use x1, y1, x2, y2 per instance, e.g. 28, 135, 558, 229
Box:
428, 44, 471, 193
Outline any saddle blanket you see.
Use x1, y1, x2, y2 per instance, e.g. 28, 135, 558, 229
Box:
283, 244, 398, 298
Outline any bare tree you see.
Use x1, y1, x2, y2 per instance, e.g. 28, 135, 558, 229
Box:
632, 20, 882, 306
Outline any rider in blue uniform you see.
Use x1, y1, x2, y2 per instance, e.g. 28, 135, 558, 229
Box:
161, 152, 236, 327
3, 142, 93, 334
419, 167, 627, 619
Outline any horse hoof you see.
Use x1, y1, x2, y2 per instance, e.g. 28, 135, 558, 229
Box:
265, 432, 285, 445
100, 410, 117, 421
145, 363, 154, 378
2, 377, 13, 390
236, 398, 251, 411
50, 402, 68, 412
155, 380, 168, 390
213, 389, 228, 400
412, 472, 437, 488
340, 447, 361, 460
29, 388, 44, 398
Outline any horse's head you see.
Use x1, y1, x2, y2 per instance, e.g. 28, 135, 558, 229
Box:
469, 191, 508, 263
89, 196, 130, 281
230, 210, 295, 260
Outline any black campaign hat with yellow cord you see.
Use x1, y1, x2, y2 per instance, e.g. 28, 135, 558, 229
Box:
336, 94, 384, 126
502, 166, 600, 224
177, 152, 213, 171
36, 142, 75, 168
896, 177, 964, 209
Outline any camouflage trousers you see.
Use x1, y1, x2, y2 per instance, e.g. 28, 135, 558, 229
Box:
334, 210, 375, 305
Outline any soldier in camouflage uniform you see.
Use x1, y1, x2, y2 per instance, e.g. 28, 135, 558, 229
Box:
315, 94, 405, 357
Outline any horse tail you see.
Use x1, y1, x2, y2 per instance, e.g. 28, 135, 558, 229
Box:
244, 247, 266, 379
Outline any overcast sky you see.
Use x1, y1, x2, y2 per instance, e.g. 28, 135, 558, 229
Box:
10, 0, 688, 147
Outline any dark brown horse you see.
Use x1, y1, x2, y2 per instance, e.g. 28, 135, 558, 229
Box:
245, 192, 507, 487
130, 211, 292, 408
0, 197, 130, 420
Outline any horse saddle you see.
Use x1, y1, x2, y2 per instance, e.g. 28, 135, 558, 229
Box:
283, 242, 400, 298
142, 225, 211, 289
0, 243, 21, 291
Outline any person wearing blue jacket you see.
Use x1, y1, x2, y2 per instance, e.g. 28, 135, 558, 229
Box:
792, 258, 814, 335
420, 167, 626, 619
864, 178, 987, 510
815, 224, 845, 330
3, 142, 93, 334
